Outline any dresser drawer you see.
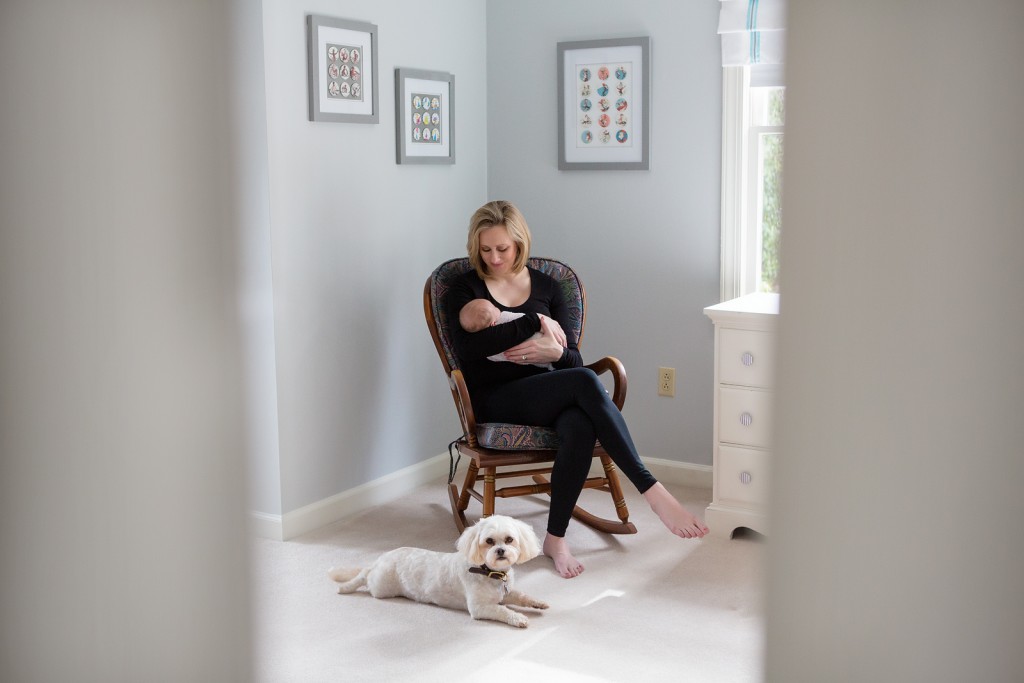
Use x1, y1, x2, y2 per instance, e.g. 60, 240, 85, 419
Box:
719, 328, 775, 388
719, 386, 773, 448
718, 445, 769, 507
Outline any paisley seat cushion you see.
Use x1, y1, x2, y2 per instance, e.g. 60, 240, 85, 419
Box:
476, 423, 560, 450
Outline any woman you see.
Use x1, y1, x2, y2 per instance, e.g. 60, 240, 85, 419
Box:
447, 200, 709, 579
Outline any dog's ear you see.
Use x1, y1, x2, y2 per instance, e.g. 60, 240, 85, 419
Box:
513, 519, 541, 563
456, 522, 487, 565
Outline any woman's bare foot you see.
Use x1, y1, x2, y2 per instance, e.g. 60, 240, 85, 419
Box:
643, 482, 709, 539
543, 533, 585, 578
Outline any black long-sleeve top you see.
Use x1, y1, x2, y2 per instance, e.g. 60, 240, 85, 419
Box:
447, 267, 583, 396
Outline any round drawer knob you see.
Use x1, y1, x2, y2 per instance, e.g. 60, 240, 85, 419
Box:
741, 352, 755, 366
739, 471, 753, 485
740, 412, 753, 427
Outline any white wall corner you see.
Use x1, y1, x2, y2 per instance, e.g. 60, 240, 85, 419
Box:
249, 511, 284, 542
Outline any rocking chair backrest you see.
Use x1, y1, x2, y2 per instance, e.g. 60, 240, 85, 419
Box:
424, 257, 587, 376
424, 257, 635, 535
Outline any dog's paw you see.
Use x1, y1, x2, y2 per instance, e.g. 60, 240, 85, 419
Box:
507, 612, 529, 628
530, 599, 549, 610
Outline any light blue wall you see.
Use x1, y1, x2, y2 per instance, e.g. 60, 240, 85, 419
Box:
486, 0, 722, 466
235, 0, 283, 518
255, 0, 489, 514
252, 0, 723, 516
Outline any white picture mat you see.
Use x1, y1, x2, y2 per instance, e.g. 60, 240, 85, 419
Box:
561, 44, 645, 164
318, 25, 374, 116
402, 77, 451, 157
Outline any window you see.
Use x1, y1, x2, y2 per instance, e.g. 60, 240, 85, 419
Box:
749, 85, 784, 293
720, 66, 785, 299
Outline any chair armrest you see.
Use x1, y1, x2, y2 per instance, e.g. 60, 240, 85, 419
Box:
585, 356, 628, 410
449, 369, 479, 446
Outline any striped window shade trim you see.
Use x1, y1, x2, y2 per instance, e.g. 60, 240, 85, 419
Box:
718, 0, 787, 68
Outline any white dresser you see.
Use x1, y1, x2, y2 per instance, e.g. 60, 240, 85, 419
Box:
704, 292, 779, 537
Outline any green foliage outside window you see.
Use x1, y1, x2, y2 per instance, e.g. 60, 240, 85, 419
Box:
760, 90, 784, 293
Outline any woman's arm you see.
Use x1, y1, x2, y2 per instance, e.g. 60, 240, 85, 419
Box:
502, 275, 583, 368
447, 275, 541, 361
546, 285, 583, 369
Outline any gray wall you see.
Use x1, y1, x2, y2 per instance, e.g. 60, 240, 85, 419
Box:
236, 0, 284, 519
487, 0, 722, 466
766, 1, 1024, 679
252, 0, 722, 518
257, 0, 488, 514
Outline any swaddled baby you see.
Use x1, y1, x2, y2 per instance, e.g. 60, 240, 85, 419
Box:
458, 298, 553, 369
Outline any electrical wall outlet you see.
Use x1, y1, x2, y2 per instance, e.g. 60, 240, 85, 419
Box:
658, 367, 676, 397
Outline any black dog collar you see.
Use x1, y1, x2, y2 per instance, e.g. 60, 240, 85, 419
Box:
468, 564, 508, 582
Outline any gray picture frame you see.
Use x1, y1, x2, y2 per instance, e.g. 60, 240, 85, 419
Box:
557, 36, 651, 170
395, 68, 455, 165
307, 15, 379, 123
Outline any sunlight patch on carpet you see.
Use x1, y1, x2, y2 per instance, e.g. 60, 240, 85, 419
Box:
581, 588, 625, 607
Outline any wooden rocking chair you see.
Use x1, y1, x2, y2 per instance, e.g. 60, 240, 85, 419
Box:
423, 257, 637, 535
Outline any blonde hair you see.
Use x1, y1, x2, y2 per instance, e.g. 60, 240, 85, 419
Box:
466, 200, 532, 278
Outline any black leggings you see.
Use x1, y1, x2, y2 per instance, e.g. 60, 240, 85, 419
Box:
475, 367, 658, 537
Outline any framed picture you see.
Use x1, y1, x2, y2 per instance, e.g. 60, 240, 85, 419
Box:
557, 37, 650, 170
395, 68, 455, 165
306, 15, 379, 123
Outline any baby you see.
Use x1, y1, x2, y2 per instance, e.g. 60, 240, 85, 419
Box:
458, 298, 553, 369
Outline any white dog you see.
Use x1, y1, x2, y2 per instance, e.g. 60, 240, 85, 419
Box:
328, 515, 548, 628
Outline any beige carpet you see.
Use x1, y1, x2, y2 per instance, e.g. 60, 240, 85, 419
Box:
252, 479, 764, 682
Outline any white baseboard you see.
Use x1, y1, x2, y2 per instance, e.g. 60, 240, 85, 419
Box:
251, 453, 711, 541
645, 457, 713, 489
587, 455, 712, 489
249, 510, 286, 541
250, 452, 450, 541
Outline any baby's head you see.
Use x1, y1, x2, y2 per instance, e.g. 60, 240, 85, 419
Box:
459, 298, 500, 332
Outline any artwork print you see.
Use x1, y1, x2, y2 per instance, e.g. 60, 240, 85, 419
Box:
575, 62, 633, 147
557, 37, 649, 170
395, 67, 454, 164
325, 43, 363, 101
307, 15, 378, 123
410, 92, 443, 144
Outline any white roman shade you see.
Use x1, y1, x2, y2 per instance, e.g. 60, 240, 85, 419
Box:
718, 0, 786, 81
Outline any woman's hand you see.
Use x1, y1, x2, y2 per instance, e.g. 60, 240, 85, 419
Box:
504, 316, 566, 365
538, 315, 567, 348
